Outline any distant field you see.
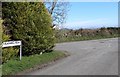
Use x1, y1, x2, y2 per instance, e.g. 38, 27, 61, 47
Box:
55, 27, 120, 43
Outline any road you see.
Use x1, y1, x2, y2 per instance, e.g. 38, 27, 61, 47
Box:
25, 38, 118, 75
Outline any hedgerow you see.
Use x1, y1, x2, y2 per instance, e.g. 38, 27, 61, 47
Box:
2, 2, 55, 56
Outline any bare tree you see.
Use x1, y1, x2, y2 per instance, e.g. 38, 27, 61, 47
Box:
44, 0, 69, 25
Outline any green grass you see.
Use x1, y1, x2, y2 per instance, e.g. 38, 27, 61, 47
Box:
0, 65, 2, 76
56, 34, 119, 43
2, 51, 66, 75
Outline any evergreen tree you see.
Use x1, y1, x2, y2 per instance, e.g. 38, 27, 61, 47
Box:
2, 2, 55, 55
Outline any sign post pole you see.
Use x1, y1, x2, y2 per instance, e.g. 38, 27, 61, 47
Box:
20, 45, 22, 61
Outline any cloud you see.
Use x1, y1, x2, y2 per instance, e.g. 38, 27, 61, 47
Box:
62, 18, 117, 29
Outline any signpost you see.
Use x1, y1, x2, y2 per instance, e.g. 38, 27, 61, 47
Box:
2, 41, 22, 60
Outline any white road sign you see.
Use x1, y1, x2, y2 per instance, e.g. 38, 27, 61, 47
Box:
2, 41, 21, 47
2, 41, 22, 60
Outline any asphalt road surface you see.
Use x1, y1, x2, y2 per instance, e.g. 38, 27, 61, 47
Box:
26, 38, 118, 75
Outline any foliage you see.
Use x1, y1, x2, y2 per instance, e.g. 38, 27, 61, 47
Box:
2, 47, 19, 63
0, 19, 19, 63
2, 2, 55, 56
55, 27, 120, 43
0, 19, 2, 64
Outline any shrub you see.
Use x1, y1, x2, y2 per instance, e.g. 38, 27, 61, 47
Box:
2, 47, 18, 63
0, 19, 19, 63
2, 2, 55, 56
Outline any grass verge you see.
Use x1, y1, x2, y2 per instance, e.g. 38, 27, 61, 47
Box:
0, 65, 2, 77
2, 50, 68, 75
56, 35, 119, 43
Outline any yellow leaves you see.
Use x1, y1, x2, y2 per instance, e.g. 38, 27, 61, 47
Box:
0, 19, 10, 42
0, 19, 3, 47
2, 47, 19, 63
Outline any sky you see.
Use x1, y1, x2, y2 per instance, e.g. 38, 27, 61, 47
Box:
62, 2, 118, 29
